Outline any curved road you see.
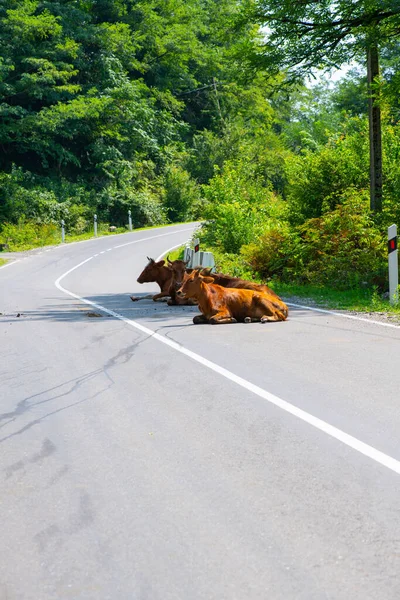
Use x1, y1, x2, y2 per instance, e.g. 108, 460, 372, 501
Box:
1, 223, 400, 600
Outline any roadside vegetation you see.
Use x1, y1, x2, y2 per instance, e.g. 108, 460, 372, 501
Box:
1, 1, 400, 314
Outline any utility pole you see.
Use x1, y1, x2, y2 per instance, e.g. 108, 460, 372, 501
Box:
367, 45, 383, 212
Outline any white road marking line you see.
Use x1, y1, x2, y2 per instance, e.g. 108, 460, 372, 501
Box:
113, 227, 194, 250
0, 226, 197, 274
55, 246, 400, 477
0, 259, 21, 270
286, 301, 400, 329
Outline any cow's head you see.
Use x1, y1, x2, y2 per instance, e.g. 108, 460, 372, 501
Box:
177, 269, 213, 298
167, 256, 190, 290
137, 257, 168, 283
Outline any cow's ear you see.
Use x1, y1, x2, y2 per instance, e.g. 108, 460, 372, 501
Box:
202, 276, 214, 284
156, 260, 165, 267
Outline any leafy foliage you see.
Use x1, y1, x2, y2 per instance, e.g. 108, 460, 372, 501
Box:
2, 0, 400, 304
246, 0, 400, 79
0, 0, 253, 230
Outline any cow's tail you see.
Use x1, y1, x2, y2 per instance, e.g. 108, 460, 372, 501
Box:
272, 301, 289, 320
281, 302, 289, 320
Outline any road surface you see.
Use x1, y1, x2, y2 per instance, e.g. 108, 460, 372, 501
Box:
1, 222, 400, 600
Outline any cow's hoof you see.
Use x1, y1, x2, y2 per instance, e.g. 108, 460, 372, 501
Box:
193, 315, 207, 324
130, 296, 139, 302
244, 317, 252, 323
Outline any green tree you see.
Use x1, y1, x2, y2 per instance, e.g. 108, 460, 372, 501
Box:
245, 0, 400, 211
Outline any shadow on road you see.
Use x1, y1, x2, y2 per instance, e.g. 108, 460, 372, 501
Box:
0, 291, 314, 326
0, 292, 199, 324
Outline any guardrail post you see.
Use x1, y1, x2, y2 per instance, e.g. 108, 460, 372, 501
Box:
388, 224, 398, 305
61, 219, 65, 243
94, 214, 98, 237
128, 209, 133, 231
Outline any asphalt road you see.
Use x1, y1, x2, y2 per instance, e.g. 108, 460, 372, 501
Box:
1, 222, 400, 600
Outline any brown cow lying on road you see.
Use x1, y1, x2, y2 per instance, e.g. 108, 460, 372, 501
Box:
177, 270, 288, 324
166, 257, 197, 306
131, 257, 172, 302
200, 269, 287, 317
131, 256, 196, 304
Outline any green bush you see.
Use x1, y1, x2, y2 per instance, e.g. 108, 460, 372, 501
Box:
296, 190, 386, 289
130, 189, 166, 227
241, 223, 300, 280
380, 123, 400, 226
286, 127, 369, 223
161, 165, 201, 222
200, 159, 287, 254
95, 186, 166, 228
241, 190, 387, 290
0, 220, 59, 251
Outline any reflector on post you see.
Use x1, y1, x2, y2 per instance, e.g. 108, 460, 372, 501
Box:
388, 224, 398, 305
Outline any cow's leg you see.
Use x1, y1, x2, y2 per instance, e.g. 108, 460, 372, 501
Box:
256, 297, 287, 323
130, 294, 154, 302
209, 312, 237, 324
152, 292, 170, 301
193, 314, 209, 324
260, 312, 285, 323
244, 316, 261, 323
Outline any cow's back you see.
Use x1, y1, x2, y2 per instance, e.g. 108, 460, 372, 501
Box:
210, 273, 280, 299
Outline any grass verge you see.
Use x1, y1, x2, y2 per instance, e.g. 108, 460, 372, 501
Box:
0, 258, 7, 267
161, 246, 185, 261
0, 221, 191, 252
272, 282, 400, 314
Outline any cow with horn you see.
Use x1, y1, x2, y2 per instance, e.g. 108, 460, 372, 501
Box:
166, 255, 197, 305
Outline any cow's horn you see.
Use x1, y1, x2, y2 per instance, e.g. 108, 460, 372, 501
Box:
167, 255, 173, 264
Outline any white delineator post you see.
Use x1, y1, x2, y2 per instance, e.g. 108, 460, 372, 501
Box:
94, 214, 98, 237
128, 209, 133, 231
388, 224, 398, 305
183, 246, 193, 267
192, 238, 200, 267
61, 219, 65, 243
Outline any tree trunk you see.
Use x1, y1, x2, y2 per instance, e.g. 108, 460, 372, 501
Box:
367, 45, 382, 212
